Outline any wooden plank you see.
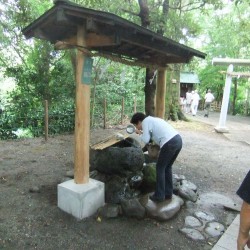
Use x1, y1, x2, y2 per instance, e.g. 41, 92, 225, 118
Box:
90, 133, 129, 150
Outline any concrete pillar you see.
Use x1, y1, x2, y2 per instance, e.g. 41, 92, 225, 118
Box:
215, 64, 233, 133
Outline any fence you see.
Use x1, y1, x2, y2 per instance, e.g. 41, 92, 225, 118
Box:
199, 101, 222, 112
0, 97, 144, 140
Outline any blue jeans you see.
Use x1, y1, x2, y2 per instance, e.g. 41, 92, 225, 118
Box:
155, 134, 182, 199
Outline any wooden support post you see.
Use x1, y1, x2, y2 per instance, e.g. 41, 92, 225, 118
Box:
134, 96, 137, 113
155, 69, 166, 119
121, 97, 124, 124
74, 25, 90, 184
103, 98, 107, 129
44, 100, 48, 141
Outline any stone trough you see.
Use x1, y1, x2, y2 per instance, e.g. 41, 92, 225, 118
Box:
86, 134, 199, 221
62, 133, 199, 221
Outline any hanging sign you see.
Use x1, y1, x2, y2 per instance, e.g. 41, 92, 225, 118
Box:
82, 56, 93, 85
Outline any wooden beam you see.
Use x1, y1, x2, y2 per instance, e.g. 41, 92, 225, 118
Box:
86, 33, 117, 47
74, 25, 90, 184
54, 33, 118, 50
155, 69, 166, 119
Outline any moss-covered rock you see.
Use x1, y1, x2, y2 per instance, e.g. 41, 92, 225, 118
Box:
139, 163, 156, 193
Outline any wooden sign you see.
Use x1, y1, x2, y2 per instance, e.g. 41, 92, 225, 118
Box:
82, 56, 93, 85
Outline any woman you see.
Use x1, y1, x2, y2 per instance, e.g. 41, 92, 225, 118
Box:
130, 112, 182, 202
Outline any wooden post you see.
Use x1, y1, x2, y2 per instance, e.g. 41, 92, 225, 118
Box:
155, 69, 166, 119
74, 25, 90, 184
121, 97, 124, 124
134, 96, 137, 113
44, 100, 48, 141
103, 98, 107, 129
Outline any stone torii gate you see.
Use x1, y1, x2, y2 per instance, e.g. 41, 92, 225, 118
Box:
212, 58, 250, 133
22, 0, 205, 219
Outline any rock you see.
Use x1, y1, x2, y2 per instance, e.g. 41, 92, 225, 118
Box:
120, 198, 146, 219
178, 185, 198, 202
145, 195, 184, 221
65, 170, 74, 178
140, 163, 156, 193
179, 228, 205, 241
129, 173, 143, 189
144, 153, 157, 163
204, 222, 225, 237
97, 204, 121, 218
173, 174, 186, 181
93, 147, 144, 176
222, 202, 241, 212
29, 186, 40, 193
105, 175, 130, 204
194, 211, 216, 222
184, 216, 202, 228
90, 170, 109, 183
181, 180, 197, 192
173, 177, 181, 193
147, 144, 160, 159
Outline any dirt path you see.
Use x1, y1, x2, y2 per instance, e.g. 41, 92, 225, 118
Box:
0, 118, 249, 250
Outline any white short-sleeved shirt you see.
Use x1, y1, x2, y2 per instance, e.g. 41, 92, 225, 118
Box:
140, 116, 178, 148
205, 93, 214, 103
191, 93, 200, 105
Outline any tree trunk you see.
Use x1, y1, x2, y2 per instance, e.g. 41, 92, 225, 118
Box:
138, 0, 150, 27
145, 68, 156, 115
137, 0, 183, 119
137, 0, 157, 116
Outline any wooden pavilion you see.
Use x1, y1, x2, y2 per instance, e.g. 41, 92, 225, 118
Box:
22, 0, 206, 218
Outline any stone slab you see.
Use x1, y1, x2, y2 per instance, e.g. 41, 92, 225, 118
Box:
214, 126, 229, 133
58, 178, 105, 220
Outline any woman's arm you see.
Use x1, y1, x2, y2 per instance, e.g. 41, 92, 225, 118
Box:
237, 201, 250, 250
140, 120, 151, 144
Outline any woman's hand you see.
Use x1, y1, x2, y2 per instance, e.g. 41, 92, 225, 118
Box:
135, 128, 142, 135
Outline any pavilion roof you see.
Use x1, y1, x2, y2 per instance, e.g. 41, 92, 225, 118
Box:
22, 0, 206, 68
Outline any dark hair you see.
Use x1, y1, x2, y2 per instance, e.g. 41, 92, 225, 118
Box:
130, 112, 146, 124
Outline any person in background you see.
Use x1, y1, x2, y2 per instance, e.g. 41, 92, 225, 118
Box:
204, 89, 215, 117
130, 112, 182, 202
190, 90, 200, 116
185, 90, 192, 114
237, 170, 250, 250
180, 96, 186, 112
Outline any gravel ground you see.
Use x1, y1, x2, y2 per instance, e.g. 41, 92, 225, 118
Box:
0, 118, 249, 250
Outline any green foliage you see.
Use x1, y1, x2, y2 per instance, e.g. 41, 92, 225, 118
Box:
0, 0, 250, 140
198, 65, 225, 101
0, 112, 18, 140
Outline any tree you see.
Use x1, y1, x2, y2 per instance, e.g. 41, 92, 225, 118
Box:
196, 1, 250, 115
1, 0, 75, 109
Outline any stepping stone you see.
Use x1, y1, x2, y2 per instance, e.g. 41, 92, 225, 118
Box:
184, 216, 203, 228
204, 221, 225, 237
179, 228, 205, 241
145, 195, 184, 221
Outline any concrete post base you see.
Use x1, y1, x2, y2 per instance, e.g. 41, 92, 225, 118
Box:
58, 178, 105, 220
214, 126, 229, 133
